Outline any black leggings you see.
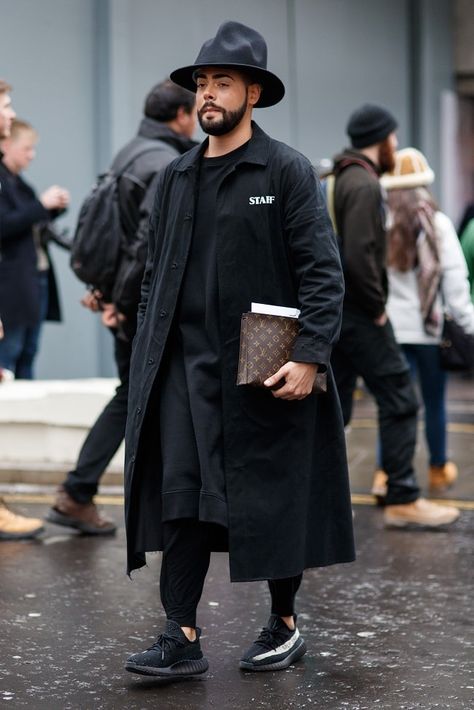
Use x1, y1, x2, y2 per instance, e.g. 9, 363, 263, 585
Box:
160, 520, 303, 628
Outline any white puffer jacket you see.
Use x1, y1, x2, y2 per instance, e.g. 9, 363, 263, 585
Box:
386, 211, 474, 344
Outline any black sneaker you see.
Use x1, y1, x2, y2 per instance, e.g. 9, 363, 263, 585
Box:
239, 614, 306, 672
125, 620, 209, 677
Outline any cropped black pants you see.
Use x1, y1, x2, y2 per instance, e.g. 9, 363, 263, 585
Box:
160, 520, 302, 628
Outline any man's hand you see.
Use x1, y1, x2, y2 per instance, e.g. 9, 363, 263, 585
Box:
374, 311, 388, 327
80, 290, 104, 312
101, 303, 126, 329
40, 185, 70, 210
264, 361, 318, 400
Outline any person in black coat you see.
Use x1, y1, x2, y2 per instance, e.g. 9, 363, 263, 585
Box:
45, 80, 197, 536
0, 118, 69, 378
124, 22, 354, 680
0, 81, 46, 541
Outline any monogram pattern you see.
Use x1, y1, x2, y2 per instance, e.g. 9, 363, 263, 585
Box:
237, 313, 327, 393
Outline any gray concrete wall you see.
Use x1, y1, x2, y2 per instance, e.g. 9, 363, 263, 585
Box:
0, 0, 454, 379
0, 0, 110, 378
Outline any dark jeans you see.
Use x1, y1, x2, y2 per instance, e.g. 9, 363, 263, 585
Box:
160, 520, 303, 628
0, 272, 49, 379
64, 332, 132, 503
331, 310, 420, 505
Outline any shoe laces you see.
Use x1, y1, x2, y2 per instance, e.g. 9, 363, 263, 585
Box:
149, 631, 186, 660
255, 625, 290, 652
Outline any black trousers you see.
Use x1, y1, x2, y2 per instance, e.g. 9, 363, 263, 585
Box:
331, 310, 420, 505
64, 333, 132, 504
160, 520, 303, 628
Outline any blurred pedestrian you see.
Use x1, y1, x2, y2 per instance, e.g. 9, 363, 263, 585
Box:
0, 118, 69, 379
0, 79, 44, 540
460, 217, 474, 304
458, 202, 474, 241
124, 20, 354, 679
0, 79, 16, 360
46, 80, 197, 535
330, 104, 459, 529
372, 148, 474, 495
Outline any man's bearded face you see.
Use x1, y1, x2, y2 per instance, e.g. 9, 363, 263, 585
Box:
198, 91, 248, 136
378, 134, 397, 173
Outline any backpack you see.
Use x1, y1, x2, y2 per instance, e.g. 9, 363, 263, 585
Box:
70, 140, 167, 294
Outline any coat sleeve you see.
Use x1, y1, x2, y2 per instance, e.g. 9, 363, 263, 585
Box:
438, 211, 474, 335
282, 159, 345, 367
136, 168, 169, 330
0, 193, 49, 241
339, 181, 386, 319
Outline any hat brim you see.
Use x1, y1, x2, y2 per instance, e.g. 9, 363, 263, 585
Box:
380, 168, 435, 190
170, 62, 285, 108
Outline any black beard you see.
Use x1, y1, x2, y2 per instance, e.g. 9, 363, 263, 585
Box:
198, 94, 248, 136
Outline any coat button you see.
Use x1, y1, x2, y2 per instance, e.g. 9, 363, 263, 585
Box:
171, 262, 178, 270
159, 310, 167, 318
131, 455, 136, 464
148, 357, 154, 365
184, 213, 192, 221
136, 407, 142, 414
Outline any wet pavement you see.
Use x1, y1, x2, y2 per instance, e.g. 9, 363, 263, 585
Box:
1, 504, 473, 709
1, 374, 473, 709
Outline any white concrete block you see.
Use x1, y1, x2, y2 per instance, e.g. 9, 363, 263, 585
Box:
0, 379, 124, 469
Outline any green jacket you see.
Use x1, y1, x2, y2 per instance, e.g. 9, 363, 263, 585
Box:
461, 218, 474, 303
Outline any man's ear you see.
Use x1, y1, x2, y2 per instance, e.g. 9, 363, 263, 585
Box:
176, 106, 188, 123
247, 83, 262, 107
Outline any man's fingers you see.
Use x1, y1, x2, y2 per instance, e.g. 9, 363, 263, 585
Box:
264, 364, 290, 388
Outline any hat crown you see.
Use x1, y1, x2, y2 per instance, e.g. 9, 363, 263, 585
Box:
381, 147, 435, 190
393, 148, 431, 177
196, 21, 268, 70
347, 103, 398, 149
169, 20, 285, 108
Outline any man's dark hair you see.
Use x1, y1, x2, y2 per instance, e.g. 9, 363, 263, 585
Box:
144, 79, 195, 122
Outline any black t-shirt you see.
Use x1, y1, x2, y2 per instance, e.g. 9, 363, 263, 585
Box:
159, 141, 250, 528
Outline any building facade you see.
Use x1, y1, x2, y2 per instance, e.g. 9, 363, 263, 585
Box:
0, 0, 463, 378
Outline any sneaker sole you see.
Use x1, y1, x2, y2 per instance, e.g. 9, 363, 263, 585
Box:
0, 526, 45, 540
384, 515, 460, 529
239, 639, 307, 672
45, 509, 116, 535
125, 657, 209, 677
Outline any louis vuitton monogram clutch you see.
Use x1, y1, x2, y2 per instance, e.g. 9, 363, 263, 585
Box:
236, 312, 327, 393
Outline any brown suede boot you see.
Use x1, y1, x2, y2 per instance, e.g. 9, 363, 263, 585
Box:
429, 462, 458, 492
46, 486, 116, 535
0, 498, 44, 540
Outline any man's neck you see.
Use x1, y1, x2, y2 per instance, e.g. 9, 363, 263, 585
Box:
205, 119, 253, 158
2, 155, 20, 174
357, 145, 379, 168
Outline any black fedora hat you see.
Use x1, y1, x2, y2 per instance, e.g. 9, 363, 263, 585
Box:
170, 21, 285, 108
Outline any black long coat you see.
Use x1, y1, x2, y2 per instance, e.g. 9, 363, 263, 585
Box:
125, 123, 355, 581
0, 162, 61, 329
